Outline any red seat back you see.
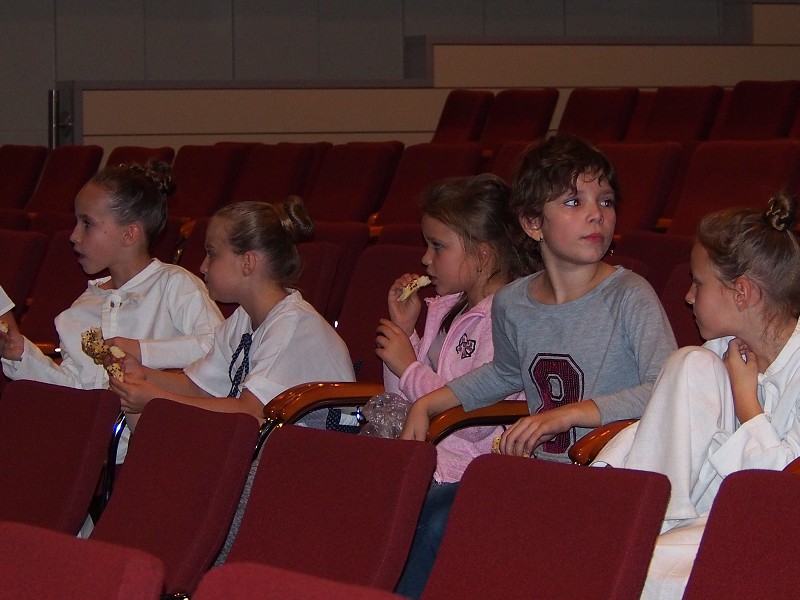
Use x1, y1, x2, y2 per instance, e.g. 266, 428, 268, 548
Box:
228, 142, 312, 204
0, 228, 48, 318
0, 144, 48, 209
422, 454, 670, 600
25, 145, 103, 212
626, 86, 724, 143
683, 469, 800, 599
597, 141, 681, 236
376, 142, 482, 226
105, 145, 175, 167
709, 80, 800, 141
0, 521, 164, 600
431, 89, 494, 144
667, 140, 800, 236
479, 88, 558, 155
91, 399, 260, 596
226, 425, 437, 591
0, 380, 121, 534
305, 142, 401, 222
558, 87, 639, 142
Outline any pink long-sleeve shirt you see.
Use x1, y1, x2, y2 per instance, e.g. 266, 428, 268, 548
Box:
384, 293, 526, 483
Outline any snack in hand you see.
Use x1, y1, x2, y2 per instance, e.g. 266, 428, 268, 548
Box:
491, 435, 530, 458
80, 327, 126, 381
398, 275, 431, 302
0, 320, 8, 334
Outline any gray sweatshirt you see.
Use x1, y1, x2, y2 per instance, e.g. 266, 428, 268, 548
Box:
448, 266, 677, 462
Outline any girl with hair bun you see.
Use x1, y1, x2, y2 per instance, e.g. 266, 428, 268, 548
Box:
596, 192, 800, 599
0, 160, 223, 455
110, 197, 354, 422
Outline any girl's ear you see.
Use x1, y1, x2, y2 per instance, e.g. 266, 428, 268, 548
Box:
121, 222, 143, 247
241, 250, 258, 277
476, 241, 493, 273
520, 216, 543, 242
733, 276, 762, 310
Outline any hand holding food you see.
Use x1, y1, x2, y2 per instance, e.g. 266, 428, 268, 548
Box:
80, 327, 126, 381
397, 275, 431, 302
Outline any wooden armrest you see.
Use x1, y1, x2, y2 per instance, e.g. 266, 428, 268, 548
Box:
568, 419, 638, 465
263, 381, 384, 425
426, 401, 529, 445
783, 457, 800, 475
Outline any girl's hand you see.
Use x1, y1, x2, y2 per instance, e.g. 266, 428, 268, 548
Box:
724, 338, 762, 423
401, 400, 431, 441
106, 353, 147, 382
104, 337, 142, 362
108, 370, 159, 415
499, 401, 601, 457
0, 329, 24, 361
388, 274, 424, 336
375, 318, 417, 377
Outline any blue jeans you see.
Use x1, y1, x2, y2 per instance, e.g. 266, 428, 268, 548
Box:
395, 481, 459, 599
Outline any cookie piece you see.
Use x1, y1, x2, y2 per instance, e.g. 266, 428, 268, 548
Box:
398, 275, 432, 302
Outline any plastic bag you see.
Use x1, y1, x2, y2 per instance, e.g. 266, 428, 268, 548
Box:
359, 392, 410, 439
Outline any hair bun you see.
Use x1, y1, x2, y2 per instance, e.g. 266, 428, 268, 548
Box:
143, 160, 175, 197
275, 195, 314, 242
763, 192, 798, 232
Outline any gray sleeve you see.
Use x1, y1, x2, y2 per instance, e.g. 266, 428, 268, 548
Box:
593, 281, 677, 423
446, 292, 524, 411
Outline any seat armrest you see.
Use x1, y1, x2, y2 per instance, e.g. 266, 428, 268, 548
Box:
568, 419, 639, 465
426, 401, 529, 445
263, 381, 384, 425
783, 457, 800, 475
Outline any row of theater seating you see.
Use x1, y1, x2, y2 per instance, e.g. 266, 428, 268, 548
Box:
436, 79, 800, 151
1, 137, 798, 236
2, 378, 798, 598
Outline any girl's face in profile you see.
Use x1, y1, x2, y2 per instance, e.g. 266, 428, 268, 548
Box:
685, 243, 738, 340
421, 215, 483, 303
200, 217, 243, 304
70, 181, 128, 275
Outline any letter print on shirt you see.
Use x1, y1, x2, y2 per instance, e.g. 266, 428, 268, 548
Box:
529, 353, 584, 454
456, 333, 476, 359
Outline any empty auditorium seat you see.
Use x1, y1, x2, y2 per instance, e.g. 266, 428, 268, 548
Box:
224, 425, 436, 591
596, 141, 682, 236
558, 87, 639, 142
430, 89, 494, 144
478, 88, 558, 157
487, 139, 539, 183
0, 521, 165, 600
295, 240, 340, 318
0, 144, 48, 209
0, 380, 121, 534
303, 142, 401, 222
374, 142, 482, 226
227, 142, 313, 204
168, 144, 248, 218
625, 86, 724, 143
0, 228, 48, 319
666, 139, 800, 236
90, 399, 260, 596
105, 145, 175, 167
709, 80, 800, 141
422, 454, 670, 599
25, 144, 104, 213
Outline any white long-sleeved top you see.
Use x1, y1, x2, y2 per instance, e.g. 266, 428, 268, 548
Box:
2, 259, 223, 390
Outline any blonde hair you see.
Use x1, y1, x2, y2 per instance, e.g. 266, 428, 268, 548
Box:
697, 191, 800, 321
213, 196, 314, 288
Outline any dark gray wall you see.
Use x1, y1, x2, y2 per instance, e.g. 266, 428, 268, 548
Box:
0, 1, 771, 144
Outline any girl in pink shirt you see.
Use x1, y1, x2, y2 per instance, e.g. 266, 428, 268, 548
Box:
376, 173, 534, 483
